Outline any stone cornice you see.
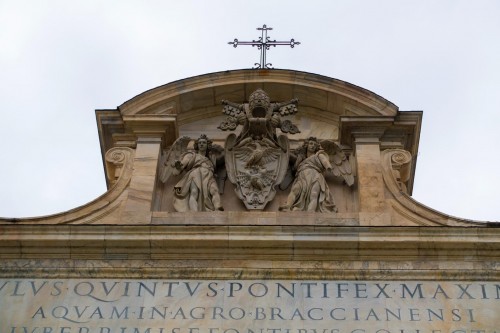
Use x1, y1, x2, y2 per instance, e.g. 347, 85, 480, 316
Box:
1, 224, 498, 280
118, 70, 398, 117
340, 112, 422, 194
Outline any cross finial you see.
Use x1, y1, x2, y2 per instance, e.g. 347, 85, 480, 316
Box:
228, 24, 300, 69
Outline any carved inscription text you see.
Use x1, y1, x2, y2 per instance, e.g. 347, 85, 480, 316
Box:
0, 280, 498, 333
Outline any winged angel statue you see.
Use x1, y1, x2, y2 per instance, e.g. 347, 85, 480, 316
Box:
279, 137, 354, 212
160, 135, 225, 212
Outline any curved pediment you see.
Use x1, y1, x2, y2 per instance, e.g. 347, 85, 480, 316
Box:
97, 69, 401, 174
2, 69, 492, 228
119, 69, 398, 119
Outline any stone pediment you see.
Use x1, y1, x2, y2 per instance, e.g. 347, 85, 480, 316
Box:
118, 69, 398, 117
2, 67, 499, 332
96, 70, 399, 161
1, 70, 499, 332
1, 69, 493, 228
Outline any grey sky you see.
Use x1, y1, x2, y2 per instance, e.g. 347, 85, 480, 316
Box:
0, 0, 499, 221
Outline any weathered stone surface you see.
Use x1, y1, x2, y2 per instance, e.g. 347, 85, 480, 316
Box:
1, 224, 498, 278
0, 69, 498, 330
1, 279, 498, 331
1, 69, 487, 227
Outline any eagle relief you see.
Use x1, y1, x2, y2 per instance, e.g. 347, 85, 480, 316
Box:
220, 89, 298, 210
161, 89, 354, 212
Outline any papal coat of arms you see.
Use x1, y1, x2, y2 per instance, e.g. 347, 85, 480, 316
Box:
219, 89, 299, 210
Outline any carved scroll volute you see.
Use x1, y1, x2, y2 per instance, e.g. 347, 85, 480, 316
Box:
105, 147, 134, 186
382, 149, 412, 194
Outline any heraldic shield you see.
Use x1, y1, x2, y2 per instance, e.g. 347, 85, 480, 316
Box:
219, 88, 299, 210
225, 133, 289, 210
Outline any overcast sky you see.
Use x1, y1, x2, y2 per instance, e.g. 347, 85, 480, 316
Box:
0, 0, 499, 221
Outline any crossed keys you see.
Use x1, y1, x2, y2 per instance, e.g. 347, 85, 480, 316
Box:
228, 25, 300, 69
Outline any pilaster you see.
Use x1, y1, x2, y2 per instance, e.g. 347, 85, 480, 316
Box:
353, 135, 390, 226
122, 136, 162, 224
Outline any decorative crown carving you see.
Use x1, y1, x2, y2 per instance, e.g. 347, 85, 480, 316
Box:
248, 89, 271, 117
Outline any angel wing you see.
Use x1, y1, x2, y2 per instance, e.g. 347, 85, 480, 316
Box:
278, 146, 303, 190
320, 140, 355, 186
210, 143, 227, 194
159, 136, 191, 183
279, 167, 294, 190
210, 143, 224, 157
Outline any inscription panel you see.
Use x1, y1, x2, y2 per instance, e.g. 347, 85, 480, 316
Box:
0, 280, 498, 333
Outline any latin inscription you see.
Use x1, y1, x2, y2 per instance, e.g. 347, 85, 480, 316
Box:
0, 280, 498, 333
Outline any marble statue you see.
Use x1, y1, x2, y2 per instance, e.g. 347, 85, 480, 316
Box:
219, 89, 300, 210
160, 135, 225, 212
279, 137, 354, 212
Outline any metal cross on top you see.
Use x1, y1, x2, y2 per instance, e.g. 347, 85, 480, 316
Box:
228, 24, 300, 69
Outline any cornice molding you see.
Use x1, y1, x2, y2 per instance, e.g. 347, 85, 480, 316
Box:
0, 225, 498, 279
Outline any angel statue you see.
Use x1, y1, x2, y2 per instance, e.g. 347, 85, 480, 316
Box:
160, 135, 225, 212
279, 137, 354, 212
